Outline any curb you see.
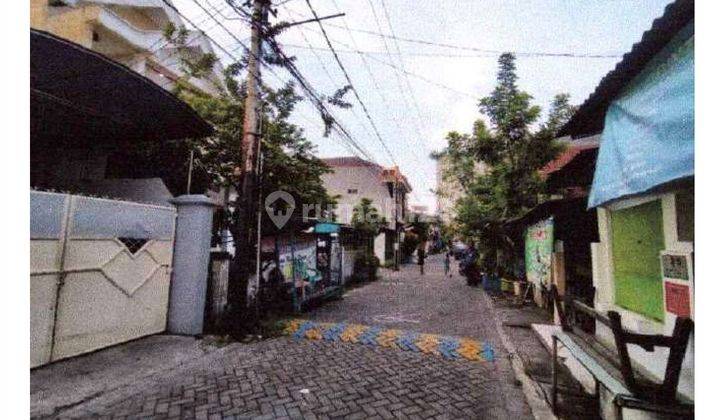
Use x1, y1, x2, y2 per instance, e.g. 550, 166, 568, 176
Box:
482, 292, 558, 420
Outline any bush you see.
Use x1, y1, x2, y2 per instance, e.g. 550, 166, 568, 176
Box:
353, 253, 379, 282
401, 232, 420, 264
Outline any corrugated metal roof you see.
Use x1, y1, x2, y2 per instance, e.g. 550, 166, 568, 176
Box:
539, 138, 599, 178
558, 0, 694, 138
31, 29, 213, 144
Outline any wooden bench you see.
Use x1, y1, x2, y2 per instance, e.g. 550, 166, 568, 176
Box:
550, 285, 694, 418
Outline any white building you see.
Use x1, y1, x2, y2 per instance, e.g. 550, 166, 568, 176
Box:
435, 154, 486, 225
30, 0, 225, 205
321, 157, 412, 264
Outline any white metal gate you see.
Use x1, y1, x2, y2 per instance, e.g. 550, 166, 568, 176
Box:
30, 192, 176, 367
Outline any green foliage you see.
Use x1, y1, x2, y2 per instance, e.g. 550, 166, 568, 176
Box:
350, 198, 386, 237
407, 217, 430, 243
350, 198, 386, 260
158, 25, 336, 235
440, 53, 576, 269
352, 253, 380, 282
401, 231, 421, 262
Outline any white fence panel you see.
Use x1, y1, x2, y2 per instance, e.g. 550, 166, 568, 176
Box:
30, 192, 176, 367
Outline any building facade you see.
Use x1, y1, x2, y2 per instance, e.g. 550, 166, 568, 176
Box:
321, 157, 412, 264
30, 0, 224, 204
30, 0, 224, 97
556, 0, 694, 414
435, 154, 487, 226
435, 154, 462, 225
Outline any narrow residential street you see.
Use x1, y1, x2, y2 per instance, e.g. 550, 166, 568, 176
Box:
25, 2, 698, 419
33, 255, 538, 419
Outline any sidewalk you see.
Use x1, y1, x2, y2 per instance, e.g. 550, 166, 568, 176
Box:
487, 291, 600, 419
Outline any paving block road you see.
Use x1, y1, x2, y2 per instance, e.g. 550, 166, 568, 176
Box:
35, 255, 536, 419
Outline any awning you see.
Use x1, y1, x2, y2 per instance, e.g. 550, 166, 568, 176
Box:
31, 29, 213, 145
314, 222, 342, 234
589, 23, 693, 208
557, 0, 694, 138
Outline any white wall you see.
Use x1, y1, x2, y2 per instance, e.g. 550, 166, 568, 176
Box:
321, 164, 398, 228
374, 232, 386, 265
591, 190, 694, 401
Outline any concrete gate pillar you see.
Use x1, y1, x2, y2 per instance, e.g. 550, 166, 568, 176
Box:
167, 194, 216, 335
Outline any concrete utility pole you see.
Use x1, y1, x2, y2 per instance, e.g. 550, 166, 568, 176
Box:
235, 0, 269, 314
394, 175, 400, 271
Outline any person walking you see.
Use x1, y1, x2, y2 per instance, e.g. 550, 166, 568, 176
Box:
444, 250, 452, 277
417, 246, 425, 275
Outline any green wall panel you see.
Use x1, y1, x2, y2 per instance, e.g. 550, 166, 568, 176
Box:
611, 200, 665, 321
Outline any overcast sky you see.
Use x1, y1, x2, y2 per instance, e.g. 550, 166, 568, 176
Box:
174, 0, 674, 212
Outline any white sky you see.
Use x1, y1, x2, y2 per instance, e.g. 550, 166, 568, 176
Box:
174, 0, 674, 213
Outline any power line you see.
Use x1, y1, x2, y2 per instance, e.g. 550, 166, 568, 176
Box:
289, 18, 624, 59
164, 0, 379, 163
280, 40, 481, 100
219, 0, 379, 163
304, 0, 397, 166
128, 1, 232, 69
365, 0, 427, 175
286, 10, 377, 150
378, 0, 430, 134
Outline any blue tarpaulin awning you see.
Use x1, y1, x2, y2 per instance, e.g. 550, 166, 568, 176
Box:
589, 23, 694, 208
314, 222, 342, 234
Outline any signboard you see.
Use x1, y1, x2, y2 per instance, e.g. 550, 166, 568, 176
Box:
525, 218, 554, 286
664, 282, 691, 318
661, 254, 689, 280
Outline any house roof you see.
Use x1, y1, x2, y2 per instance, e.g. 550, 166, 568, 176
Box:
381, 166, 413, 193
322, 157, 413, 192
539, 137, 599, 178
31, 29, 213, 145
505, 195, 589, 232
558, 0, 694, 138
322, 156, 384, 170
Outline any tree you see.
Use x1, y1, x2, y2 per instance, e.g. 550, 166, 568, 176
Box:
350, 198, 385, 279
351, 198, 386, 243
153, 24, 351, 325
440, 53, 575, 271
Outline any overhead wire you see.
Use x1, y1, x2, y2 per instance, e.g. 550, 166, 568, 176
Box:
221, 0, 380, 163
303, 0, 397, 166
162, 0, 374, 161
319, 21, 623, 58
286, 12, 377, 151
363, 0, 427, 178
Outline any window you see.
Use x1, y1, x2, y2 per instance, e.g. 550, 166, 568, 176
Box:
347, 189, 358, 194
611, 200, 665, 321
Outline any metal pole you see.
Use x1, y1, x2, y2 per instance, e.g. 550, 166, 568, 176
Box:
552, 335, 558, 413
186, 147, 194, 194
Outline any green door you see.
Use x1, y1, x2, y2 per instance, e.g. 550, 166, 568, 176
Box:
611, 200, 665, 321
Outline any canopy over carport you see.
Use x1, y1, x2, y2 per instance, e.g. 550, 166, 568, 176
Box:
30, 29, 213, 145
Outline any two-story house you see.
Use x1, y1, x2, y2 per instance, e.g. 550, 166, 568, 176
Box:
321, 157, 412, 265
